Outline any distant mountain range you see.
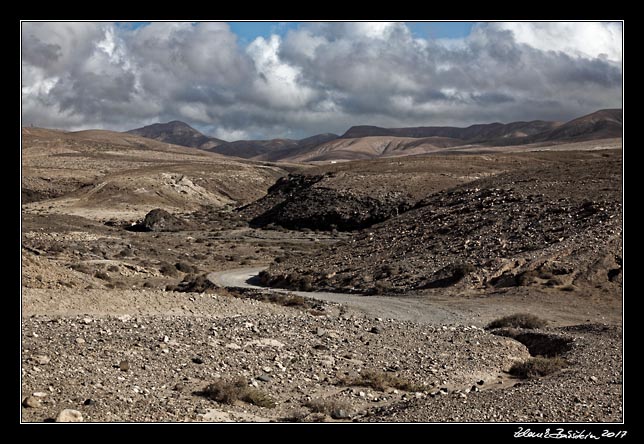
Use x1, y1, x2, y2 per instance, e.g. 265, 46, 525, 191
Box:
340, 120, 560, 140
339, 109, 622, 145
126, 120, 340, 160
206, 133, 341, 161
126, 109, 622, 162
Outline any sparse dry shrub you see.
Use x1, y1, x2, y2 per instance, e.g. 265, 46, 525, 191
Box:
371, 281, 392, 295
305, 398, 352, 419
94, 271, 111, 281
545, 278, 563, 287
486, 313, 547, 330
175, 262, 195, 273
112, 281, 127, 289
168, 274, 216, 293
242, 389, 276, 408
339, 369, 423, 392
308, 309, 327, 316
230, 289, 307, 308
559, 284, 576, 292
202, 378, 275, 408
517, 270, 539, 286
509, 356, 567, 378
159, 262, 179, 277
48, 243, 65, 254
69, 263, 92, 275
203, 378, 243, 404
538, 271, 555, 280
276, 293, 307, 306
298, 275, 313, 291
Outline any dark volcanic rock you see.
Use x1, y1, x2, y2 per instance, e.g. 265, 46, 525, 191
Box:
237, 174, 327, 221
166, 274, 217, 293
252, 187, 411, 231
263, 156, 622, 294
135, 209, 191, 232
22, 188, 53, 203
242, 174, 412, 231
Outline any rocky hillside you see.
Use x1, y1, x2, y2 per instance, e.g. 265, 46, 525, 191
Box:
528, 109, 622, 143
208, 139, 299, 159
262, 151, 622, 295
21, 127, 287, 221
281, 136, 464, 163
207, 133, 339, 160
239, 174, 412, 231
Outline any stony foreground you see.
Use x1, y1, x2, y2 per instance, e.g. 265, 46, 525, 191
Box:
370, 324, 622, 422
21, 288, 621, 423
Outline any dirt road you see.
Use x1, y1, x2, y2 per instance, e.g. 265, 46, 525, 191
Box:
209, 267, 485, 325
207, 267, 622, 327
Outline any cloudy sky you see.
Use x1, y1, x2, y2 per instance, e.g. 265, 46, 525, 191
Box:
21, 21, 622, 141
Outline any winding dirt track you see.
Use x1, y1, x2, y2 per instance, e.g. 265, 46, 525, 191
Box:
206, 267, 622, 327
207, 267, 473, 325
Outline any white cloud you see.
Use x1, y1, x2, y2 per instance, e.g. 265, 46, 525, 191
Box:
492, 22, 622, 63
214, 127, 250, 141
282, 28, 325, 60
21, 21, 623, 138
246, 34, 317, 109
342, 22, 400, 39
22, 22, 108, 73
178, 103, 210, 123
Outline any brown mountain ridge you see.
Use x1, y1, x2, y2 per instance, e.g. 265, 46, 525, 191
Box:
127, 120, 226, 151
126, 109, 621, 162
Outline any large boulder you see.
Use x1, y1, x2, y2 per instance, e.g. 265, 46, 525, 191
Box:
56, 409, 84, 422
136, 209, 191, 232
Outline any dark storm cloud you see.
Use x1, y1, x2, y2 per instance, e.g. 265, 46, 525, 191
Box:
552, 56, 622, 87
22, 33, 61, 68
470, 92, 515, 105
53, 71, 136, 114
173, 86, 237, 106
21, 21, 622, 139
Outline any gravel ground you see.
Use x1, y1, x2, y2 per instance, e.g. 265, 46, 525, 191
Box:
22, 288, 533, 422
368, 324, 623, 422
21, 288, 621, 423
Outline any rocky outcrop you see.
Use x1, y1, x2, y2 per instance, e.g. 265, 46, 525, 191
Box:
134, 209, 192, 232
263, 155, 622, 294
241, 174, 412, 232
